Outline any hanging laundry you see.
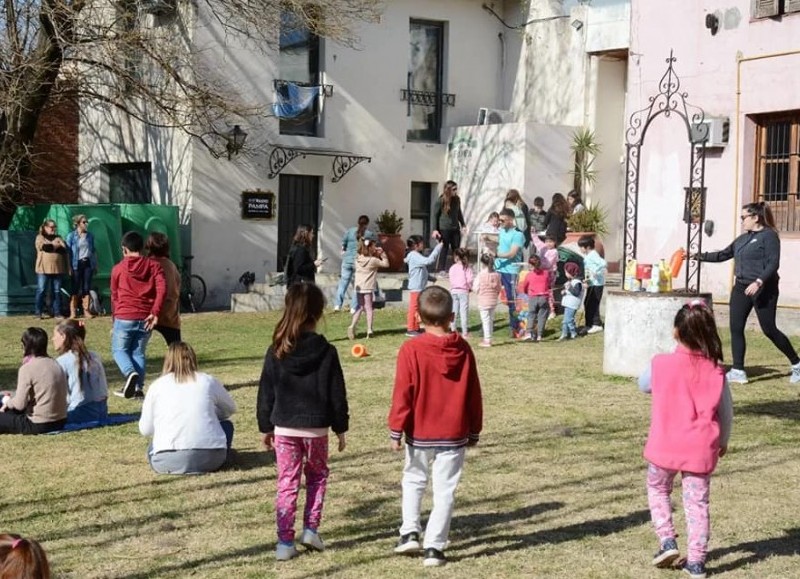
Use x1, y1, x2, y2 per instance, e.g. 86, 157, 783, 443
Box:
272, 82, 321, 119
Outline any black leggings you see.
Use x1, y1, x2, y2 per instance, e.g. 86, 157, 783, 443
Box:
729, 281, 799, 370
436, 228, 461, 272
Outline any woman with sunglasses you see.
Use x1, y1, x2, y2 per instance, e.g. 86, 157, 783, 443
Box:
34, 219, 68, 319
694, 202, 800, 385
432, 180, 466, 274
65, 214, 98, 319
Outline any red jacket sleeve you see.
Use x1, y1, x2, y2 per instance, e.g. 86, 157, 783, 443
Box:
466, 349, 483, 442
388, 345, 415, 441
150, 260, 167, 317
110, 265, 120, 315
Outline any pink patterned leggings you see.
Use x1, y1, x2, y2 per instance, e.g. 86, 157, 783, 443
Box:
647, 463, 711, 563
274, 435, 329, 543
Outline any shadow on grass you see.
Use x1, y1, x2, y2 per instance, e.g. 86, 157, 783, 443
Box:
452, 501, 564, 532
114, 542, 273, 579
451, 509, 650, 559
742, 365, 786, 384
224, 379, 259, 392
735, 399, 800, 421
225, 449, 274, 470
708, 527, 800, 572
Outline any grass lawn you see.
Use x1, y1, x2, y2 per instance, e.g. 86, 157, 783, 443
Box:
2, 308, 799, 578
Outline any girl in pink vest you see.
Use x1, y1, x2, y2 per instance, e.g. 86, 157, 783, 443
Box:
638, 301, 733, 579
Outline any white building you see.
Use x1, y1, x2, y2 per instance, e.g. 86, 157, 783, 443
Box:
75, 0, 631, 308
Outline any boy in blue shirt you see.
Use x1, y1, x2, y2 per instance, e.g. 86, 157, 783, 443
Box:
578, 235, 607, 334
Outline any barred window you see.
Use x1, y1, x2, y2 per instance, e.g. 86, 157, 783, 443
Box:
753, 113, 800, 232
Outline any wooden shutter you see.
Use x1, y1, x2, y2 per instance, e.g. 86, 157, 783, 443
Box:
752, 0, 779, 18
785, 0, 800, 13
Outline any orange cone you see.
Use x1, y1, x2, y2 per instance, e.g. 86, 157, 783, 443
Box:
351, 344, 368, 358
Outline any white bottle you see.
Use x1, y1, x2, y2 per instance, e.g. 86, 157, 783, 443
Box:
648, 262, 661, 293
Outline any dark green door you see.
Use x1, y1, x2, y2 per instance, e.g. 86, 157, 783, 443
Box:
278, 174, 320, 271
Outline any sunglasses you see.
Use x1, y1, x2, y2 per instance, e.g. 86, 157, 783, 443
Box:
740, 214, 754, 221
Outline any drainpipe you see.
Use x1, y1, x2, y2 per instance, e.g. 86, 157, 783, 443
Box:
731, 49, 800, 310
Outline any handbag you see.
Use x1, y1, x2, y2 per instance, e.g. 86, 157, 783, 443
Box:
269, 249, 294, 287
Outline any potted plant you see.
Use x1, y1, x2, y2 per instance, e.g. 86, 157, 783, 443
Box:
565, 202, 609, 258
375, 209, 405, 272
570, 127, 601, 198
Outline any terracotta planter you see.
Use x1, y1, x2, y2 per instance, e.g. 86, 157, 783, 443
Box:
563, 232, 604, 258
378, 233, 405, 272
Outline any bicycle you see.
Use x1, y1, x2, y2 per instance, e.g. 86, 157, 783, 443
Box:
180, 255, 207, 313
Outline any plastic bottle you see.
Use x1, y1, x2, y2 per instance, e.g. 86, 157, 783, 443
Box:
648, 262, 661, 293
624, 258, 638, 291
658, 258, 672, 292
669, 248, 686, 278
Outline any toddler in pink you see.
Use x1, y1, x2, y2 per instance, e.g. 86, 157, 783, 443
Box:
531, 234, 559, 316
638, 301, 732, 579
472, 253, 501, 347
448, 248, 474, 336
517, 255, 551, 341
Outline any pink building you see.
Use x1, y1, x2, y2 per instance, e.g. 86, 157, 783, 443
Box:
627, 0, 800, 305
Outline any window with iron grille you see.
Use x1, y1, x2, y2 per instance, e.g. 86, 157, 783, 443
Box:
751, 0, 800, 19
753, 113, 800, 232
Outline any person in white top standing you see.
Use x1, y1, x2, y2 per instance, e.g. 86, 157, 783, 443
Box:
139, 342, 236, 475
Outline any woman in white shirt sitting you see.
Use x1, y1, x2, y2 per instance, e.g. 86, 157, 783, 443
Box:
139, 342, 236, 474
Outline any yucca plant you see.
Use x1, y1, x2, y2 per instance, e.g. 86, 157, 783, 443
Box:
571, 127, 601, 197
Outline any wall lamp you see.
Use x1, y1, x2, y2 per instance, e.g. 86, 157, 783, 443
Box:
571, 19, 584, 31
705, 13, 719, 36
226, 125, 248, 160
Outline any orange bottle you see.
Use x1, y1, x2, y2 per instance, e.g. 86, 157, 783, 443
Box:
669, 248, 686, 279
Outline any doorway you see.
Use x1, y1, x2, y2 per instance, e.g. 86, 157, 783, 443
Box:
278, 174, 321, 271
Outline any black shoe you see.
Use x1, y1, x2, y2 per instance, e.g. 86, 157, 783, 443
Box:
132, 389, 145, 400
422, 547, 446, 567
652, 537, 680, 568
683, 561, 707, 579
114, 372, 140, 399
393, 532, 420, 555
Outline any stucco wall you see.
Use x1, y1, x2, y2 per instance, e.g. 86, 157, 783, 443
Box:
628, 0, 800, 305
190, 0, 507, 307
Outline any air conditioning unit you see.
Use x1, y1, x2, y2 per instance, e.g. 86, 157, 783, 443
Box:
477, 107, 514, 125
691, 116, 730, 147
139, 0, 177, 16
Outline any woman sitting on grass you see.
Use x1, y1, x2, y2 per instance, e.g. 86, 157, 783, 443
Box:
53, 319, 109, 424
139, 342, 237, 475
0, 328, 68, 435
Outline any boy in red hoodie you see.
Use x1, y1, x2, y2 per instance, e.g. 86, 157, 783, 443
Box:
111, 231, 166, 399
388, 286, 483, 568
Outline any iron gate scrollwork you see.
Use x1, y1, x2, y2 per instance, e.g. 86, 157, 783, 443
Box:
623, 51, 709, 293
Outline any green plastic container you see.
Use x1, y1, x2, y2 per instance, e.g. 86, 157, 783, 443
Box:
118, 204, 182, 265
0, 231, 38, 315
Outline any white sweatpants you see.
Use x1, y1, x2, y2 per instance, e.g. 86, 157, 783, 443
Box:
399, 445, 466, 551
451, 290, 469, 334
479, 307, 496, 341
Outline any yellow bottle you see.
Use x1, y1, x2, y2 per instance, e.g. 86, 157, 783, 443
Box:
658, 258, 672, 292
624, 258, 637, 291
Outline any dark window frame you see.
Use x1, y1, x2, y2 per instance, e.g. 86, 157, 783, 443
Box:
407, 19, 445, 143
752, 112, 800, 233
279, 9, 322, 137
101, 162, 153, 204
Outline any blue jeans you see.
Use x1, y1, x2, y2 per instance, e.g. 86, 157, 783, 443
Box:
500, 272, 519, 332
562, 307, 578, 338
112, 319, 151, 389
335, 262, 358, 310
35, 274, 62, 316
71, 259, 94, 297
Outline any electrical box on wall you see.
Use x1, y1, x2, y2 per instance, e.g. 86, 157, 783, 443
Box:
691, 117, 730, 148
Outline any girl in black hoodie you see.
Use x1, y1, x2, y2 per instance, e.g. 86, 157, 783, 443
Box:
257, 282, 349, 561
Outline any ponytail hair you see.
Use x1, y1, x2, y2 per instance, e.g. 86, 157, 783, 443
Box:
453, 247, 469, 268
272, 282, 325, 359
0, 534, 51, 579
480, 252, 495, 271
55, 320, 90, 393
742, 201, 776, 230
406, 235, 423, 250
674, 301, 723, 365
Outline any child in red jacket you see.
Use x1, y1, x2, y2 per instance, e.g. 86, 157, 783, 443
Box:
639, 301, 733, 579
388, 286, 483, 568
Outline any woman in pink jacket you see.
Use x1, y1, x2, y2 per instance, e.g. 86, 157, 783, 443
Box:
638, 301, 733, 579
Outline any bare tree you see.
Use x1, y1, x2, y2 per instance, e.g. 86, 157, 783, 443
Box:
0, 0, 382, 210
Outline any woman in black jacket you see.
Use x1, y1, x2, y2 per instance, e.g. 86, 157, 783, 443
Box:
432, 180, 466, 273
285, 224, 321, 286
695, 202, 800, 385
543, 192, 570, 245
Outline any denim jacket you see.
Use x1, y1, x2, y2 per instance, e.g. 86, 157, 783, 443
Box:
66, 230, 98, 271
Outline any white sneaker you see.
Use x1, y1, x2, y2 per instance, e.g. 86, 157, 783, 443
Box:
726, 368, 749, 384
275, 542, 298, 561
333, 305, 341, 312
587, 325, 604, 334
790, 362, 800, 385
299, 528, 325, 552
